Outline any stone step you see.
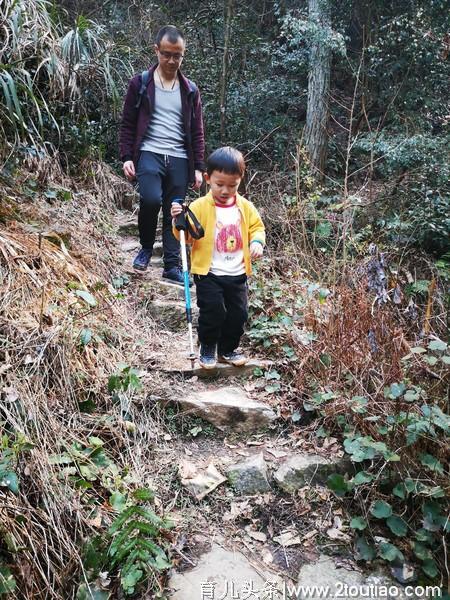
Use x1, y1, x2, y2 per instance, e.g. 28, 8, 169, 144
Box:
168, 385, 277, 432
161, 356, 272, 379
273, 453, 351, 493
120, 238, 163, 257
145, 299, 198, 332
116, 217, 162, 238
169, 543, 279, 599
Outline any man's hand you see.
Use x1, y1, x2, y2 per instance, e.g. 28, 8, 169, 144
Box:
192, 169, 203, 190
250, 241, 264, 260
123, 160, 136, 181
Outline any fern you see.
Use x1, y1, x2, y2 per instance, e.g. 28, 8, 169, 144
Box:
107, 504, 172, 596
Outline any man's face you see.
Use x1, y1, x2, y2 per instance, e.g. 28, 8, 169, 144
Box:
155, 35, 185, 76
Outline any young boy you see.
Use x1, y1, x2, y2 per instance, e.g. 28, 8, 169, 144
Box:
171, 146, 265, 369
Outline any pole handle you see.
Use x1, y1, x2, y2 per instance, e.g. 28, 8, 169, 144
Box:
172, 197, 187, 231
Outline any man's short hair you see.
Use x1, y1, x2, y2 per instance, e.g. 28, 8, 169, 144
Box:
155, 25, 184, 46
207, 147, 246, 177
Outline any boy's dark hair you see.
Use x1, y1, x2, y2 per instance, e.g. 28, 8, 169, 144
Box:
155, 25, 184, 46
206, 146, 245, 177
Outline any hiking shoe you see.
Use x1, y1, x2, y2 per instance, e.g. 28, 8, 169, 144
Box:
162, 266, 193, 287
218, 350, 248, 366
199, 344, 217, 369
133, 248, 152, 271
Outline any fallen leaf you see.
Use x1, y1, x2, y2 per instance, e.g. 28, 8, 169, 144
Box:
87, 513, 102, 528
180, 462, 226, 501
274, 529, 302, 547
262, 549, 274, 565
236, 450, 250, 457
245, 527, 267, 543
266, 448, 289, 459
302, 529, 318, 541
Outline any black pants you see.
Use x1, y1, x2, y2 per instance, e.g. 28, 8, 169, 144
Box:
136, 151, 189, 269
194, 273, 248, 354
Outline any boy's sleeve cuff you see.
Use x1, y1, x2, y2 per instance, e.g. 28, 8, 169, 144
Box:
250, 239, 264, 246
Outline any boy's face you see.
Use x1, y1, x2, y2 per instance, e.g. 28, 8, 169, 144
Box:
205, 170, 241, 205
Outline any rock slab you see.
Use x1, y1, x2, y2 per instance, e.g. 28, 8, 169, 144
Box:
174, 386, 277, 432
297, 555, 412, 599
226, 453, 271, 495
169, 543, 278, 599
274, 453, 348, 492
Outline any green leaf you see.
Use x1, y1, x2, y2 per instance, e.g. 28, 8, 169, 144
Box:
0, 471, 19, 494
351, 396, 368, 414
265, 382, 281, 393
413, 542, 433, 561
189, 426, 202, 437
378, 542, 404, 562
132, 488, 154, 502
355, 537, 375, 561
370, 500, 392, 519
422, 559, 438, 578
79, 328, 92, 346
110, 491, 127, 512
0, 565, 17, 594
75, 290, 97, 307
76, 583, 110, 600
389, 383, 405, 399
386, 515, 407, 537
419, 453, 444, 475
441, 355, 450, 365
353, 471, 373, 485
393, 483, 406, 499
428, 339, 447, 352
350, 517, 368, 530
327, 473, 351, 496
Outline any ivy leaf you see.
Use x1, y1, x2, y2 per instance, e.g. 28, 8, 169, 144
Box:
327, 473, 351, 496
110, 491, 127, 512
419, 453, 444, 475
422, 559, 438, 578
353, 471, 373, 485
355, 537, 375, 561
79, 328, 92, 346
370, 500, 393, 519
0, 471, 19, 494
75, 289, 97, 307
350, 517, 368, 530
378, 542, 404, 562
386, 515, 408, 537
413, 542, 433, 561
388, 383, 405, 399
428, 339, 447, 352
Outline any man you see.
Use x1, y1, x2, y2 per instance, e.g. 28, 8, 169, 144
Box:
119, 25, 205, 285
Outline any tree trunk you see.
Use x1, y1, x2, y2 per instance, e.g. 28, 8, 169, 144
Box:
304, 0, 331, 179
220, 0, 233, 143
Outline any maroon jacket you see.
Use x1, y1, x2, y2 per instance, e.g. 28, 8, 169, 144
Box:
119, 64, 205, 184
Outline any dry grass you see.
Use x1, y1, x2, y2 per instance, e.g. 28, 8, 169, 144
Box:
0, 162, 177, 597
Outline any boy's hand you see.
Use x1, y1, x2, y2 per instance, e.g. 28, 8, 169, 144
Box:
250, 241, 264, 259
170, 202, 184, 219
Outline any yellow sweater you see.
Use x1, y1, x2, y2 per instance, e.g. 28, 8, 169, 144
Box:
173, 191, 265, 276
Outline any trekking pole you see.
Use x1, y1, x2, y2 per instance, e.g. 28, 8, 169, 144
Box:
172, 198, 196, 369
